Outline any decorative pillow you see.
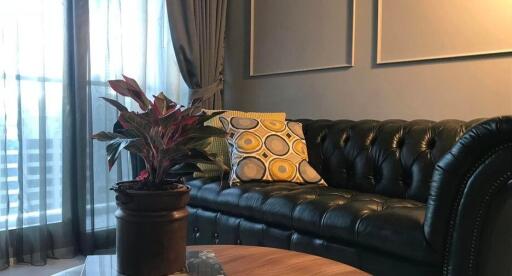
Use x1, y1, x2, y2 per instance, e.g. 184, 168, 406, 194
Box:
220, 116, 327, 186
194, 110, 286, 178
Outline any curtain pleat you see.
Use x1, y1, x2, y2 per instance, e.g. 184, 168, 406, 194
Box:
14, 67, 24, 264
37, 35, 49, 264
166, 0, 227, 109
0, 102, 7, 270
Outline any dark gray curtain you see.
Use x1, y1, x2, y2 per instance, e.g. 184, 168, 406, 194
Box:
66, 0, 117, 256
166, 0, 227, 109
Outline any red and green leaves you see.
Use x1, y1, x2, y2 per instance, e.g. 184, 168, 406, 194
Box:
100, 97, 128, 112
152, 92, 178, 117
92, 76, 226, 189
92, 131, 142, 170
108, 75, 152, 111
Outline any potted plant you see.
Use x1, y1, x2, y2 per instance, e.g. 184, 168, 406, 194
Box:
92, 75, 226, 275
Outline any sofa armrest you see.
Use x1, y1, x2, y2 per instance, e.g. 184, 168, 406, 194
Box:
424, 116, 512, 276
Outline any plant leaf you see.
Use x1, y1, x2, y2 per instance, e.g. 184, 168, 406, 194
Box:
182, 137, 211, 150
100, 97, 128, 112
159, 146, 190, 160
152, 95, 166, 116
188, 148, 215, 160
153, 92, 178, 115
118, 111, 151, 134
159, 108, 182, 127
106, 138, 140, 170
169, 148, 218, 166
154, 146, 191, 183
92, 131, 125, 141
148, 126, 164, 150
124, 139, 146, 156
108, 77, 151, 111
116, 128, 142, 139
169, 163, 202, 174
186, 148, 228, 172
183, 125, 227, 139
122, 75, 144, 94
208, 156, 230, 172
114, 128, 148, 157
196, 110, 225, 125
186, 104, 203, 117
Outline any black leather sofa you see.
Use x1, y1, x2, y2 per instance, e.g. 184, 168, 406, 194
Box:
182, 117, 512, 276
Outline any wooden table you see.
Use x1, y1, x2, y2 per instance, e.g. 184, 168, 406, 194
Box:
80, 245, 368, 276
189, 245, 368, 276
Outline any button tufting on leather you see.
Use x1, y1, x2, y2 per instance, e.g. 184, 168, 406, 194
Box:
346, 166, 354, 178
427, 138, 436, 150
340, 132, 350, 147
373, 169, 381, 184
396, 137, 405, 149
185, 119, 481, 207
402, 170, 411, 185
367, 133, 377, 146
368, 175, 375, 185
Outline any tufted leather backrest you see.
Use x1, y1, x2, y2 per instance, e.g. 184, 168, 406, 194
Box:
299, 119, 485, 203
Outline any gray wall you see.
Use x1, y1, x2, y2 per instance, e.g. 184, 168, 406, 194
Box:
224, 0, 512, 120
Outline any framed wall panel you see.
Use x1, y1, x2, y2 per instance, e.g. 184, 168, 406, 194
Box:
250, 0, 355, 76
377, 0, 512, 64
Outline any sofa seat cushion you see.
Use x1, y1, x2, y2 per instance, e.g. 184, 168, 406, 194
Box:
186, 178, 438, 263
187, 178, 325, 217
355, 203, 438, 263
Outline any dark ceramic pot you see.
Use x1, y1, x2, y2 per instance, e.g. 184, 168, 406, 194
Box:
114, 180, 190, 276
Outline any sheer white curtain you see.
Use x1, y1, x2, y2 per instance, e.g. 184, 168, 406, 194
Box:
0, 0, 184, 267
0, 0, 65, 232
88, 0, 186, 230
0, 0, 67, 267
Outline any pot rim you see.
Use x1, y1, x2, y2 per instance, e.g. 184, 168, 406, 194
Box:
115, 180, 190, 195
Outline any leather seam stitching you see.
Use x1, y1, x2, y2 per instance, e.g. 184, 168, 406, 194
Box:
468, 171, 512, 274
442, 142, 512, 275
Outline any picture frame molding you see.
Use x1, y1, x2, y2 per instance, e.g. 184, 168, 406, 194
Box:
376, 0, 512, 64
249, 0, 356, 76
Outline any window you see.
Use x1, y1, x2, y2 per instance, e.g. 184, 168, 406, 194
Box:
0, 0, 184, 232
0, 0, 65, 230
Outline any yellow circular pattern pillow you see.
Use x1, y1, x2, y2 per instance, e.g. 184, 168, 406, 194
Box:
220, 116, 327, 186
235, 132, 263, 153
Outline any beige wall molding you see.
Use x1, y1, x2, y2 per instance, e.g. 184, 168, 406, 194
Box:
225, 0, 512, 120
250, 0, 356, 76
377, 0, 512, 64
